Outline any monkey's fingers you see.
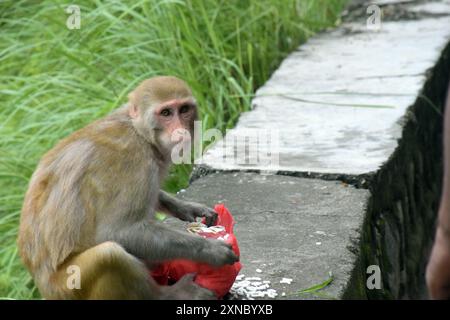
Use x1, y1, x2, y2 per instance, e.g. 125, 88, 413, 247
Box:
179, 214, 196, 223
178, 273, 197, 283
208, 240, 239, 266
223, 242, 239, 264
202, 208, 218, 227
174, 274, 217, 300
227, 249, 239, 265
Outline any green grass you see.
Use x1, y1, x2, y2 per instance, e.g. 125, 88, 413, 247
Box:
290, 271, 336, 299
0, 0, 347, 299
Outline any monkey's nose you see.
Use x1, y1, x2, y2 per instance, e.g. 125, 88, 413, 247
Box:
171, 128, 191, 143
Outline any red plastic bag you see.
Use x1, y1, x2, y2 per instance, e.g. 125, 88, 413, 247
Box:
150, 204, 242, 298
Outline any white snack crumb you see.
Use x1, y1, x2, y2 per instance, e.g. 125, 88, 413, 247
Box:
230, 274, 278, 300
316, 242, 322, 245
256, 268, 262, 273
280, 278, 293, 284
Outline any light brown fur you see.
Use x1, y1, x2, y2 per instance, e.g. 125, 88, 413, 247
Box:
18, 76, 237, 299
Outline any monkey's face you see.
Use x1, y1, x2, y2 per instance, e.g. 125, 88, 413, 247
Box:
128, 76, 197, 157
150, 98, 197, 154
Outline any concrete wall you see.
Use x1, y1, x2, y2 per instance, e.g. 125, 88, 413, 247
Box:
345, 42, 450, 299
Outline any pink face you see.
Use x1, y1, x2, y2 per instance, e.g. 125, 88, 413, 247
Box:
154, 98, 197, 145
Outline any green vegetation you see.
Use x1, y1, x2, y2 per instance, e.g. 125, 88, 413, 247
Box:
290, 271, 336, 299
0, 0, 347, 299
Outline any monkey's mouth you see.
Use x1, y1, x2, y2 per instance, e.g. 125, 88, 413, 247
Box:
171, 129, 192, 144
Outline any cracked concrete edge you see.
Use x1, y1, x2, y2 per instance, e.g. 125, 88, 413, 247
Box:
190, 165, 375, 189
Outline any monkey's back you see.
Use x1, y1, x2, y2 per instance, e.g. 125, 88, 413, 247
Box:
17, 111, 154, 293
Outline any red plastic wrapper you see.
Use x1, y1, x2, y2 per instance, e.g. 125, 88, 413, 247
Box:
150, 204, 242, 298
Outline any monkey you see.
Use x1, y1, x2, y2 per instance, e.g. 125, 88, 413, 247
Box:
17, 76, 238, 300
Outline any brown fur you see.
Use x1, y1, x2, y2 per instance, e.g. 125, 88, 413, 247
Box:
18, 76, 237, 299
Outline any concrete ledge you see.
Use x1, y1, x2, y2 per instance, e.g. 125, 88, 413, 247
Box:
173, 0, 450, 299
198, 1, 450, 175
168, 172, 369, 299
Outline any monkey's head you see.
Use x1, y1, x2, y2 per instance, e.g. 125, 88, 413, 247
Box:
128, 76, 198, 156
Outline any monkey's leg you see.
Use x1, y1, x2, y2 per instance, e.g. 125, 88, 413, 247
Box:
52, 241, 157, 299
52, 241, 215, 300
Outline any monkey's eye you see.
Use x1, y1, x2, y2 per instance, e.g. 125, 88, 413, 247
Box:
160, 109, 172, 117
179, 104, 190, 114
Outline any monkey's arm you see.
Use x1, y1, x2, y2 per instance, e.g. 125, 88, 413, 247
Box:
98, 220, 237, 266
157, 190, 217, 226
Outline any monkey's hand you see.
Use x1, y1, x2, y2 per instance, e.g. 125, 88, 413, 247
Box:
158, 191, 218, 226
199, 238, 239, 267
160, 274, 216, 300
174, 201, 218, 226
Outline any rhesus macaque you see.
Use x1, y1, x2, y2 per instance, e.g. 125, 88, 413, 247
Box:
18, 76, 238, 300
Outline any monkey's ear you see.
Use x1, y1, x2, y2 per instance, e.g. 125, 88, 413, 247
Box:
128, 92, 139, 119
128, 103, 139, 119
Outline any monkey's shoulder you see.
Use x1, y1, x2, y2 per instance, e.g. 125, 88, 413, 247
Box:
39, 116, 146, 172
76, 116, 140, 149
85, 117, 139, 151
